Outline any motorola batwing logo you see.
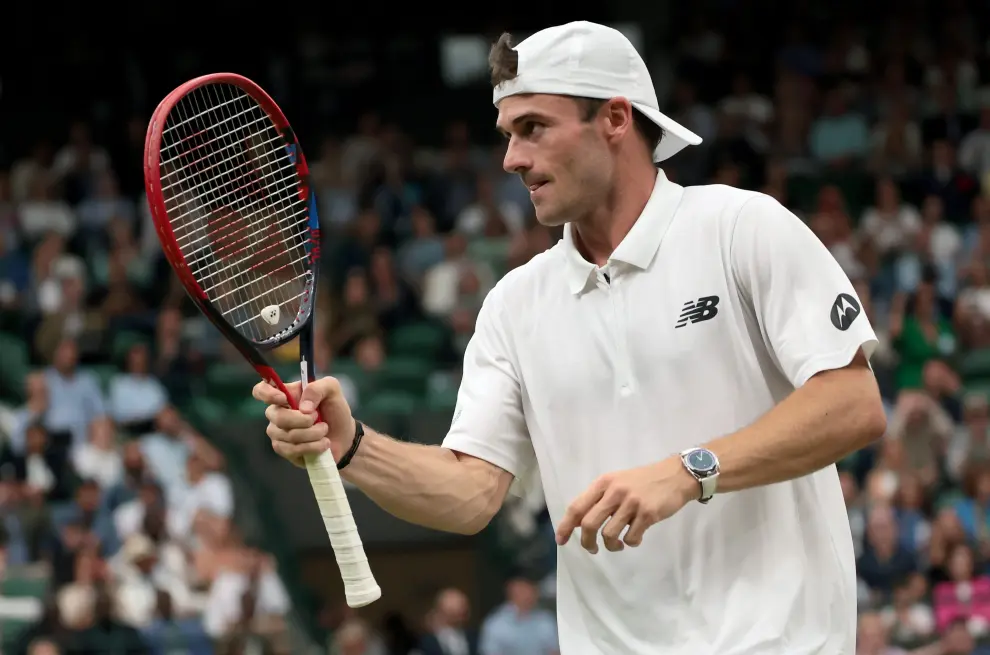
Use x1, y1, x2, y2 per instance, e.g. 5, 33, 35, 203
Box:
830, 293, 861, 331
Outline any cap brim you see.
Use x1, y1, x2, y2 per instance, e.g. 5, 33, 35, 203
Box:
632, 103, 703, 163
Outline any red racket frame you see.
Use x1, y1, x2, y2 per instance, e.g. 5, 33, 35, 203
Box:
144, 72, 321, 414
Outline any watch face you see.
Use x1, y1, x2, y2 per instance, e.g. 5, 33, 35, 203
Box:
686, 449, 717, 473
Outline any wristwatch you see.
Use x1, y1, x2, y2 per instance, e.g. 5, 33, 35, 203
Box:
679, 448, 720, 504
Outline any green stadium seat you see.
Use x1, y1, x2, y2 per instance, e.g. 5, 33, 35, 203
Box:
935, 489, 966, 513
426, 384, 459, 412
187, 396, 228, 425
959, 349, 990, 382
786, 175, 822, 214
824, 169, 872, 221
0, 618, 35, 648
964, 381, 990, 403
111, 330, 149, 365
1, 575, 48, 598
229, 394, 266, 420
85, 363, 118, 393
0, 332, 30, 402
205, 362, 258, 402
467, 238, 512, 277
375, 357, 433, 396
361, 390, 420, 416
387, 322, 448, 359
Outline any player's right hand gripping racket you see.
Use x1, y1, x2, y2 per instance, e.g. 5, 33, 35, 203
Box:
143, 73, 381, 608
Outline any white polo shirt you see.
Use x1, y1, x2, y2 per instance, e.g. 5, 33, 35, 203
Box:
442, 171, 877, 655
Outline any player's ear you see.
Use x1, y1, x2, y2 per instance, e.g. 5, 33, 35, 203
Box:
602, 97, 635, 141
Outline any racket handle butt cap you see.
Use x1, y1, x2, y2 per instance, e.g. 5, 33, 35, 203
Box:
345, 585, 383, 608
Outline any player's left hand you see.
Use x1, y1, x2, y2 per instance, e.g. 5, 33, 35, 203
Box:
556, 457, 699, 553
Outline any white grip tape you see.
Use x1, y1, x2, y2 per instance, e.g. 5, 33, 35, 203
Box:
300, 371, 381, 608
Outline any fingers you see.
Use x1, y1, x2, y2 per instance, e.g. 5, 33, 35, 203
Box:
299, 377, 344, 413
556, 479, 606, 546
252, 380, 301, 406
601, 501, 637, 552
270, 438, 330, 464
579, 495, 620, 554
265, 418, 328, 446
264, 404, 319, 432
623, 510, 658, 548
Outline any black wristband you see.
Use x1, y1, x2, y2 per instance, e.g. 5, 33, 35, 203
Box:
337, 420, 364, 471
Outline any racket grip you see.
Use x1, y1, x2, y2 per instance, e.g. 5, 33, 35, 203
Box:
303, 449, 382, 608
296, 369, 380, 608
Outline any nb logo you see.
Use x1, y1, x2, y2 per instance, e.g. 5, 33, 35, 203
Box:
830, 293, 861, 331
676, 296, 720, 328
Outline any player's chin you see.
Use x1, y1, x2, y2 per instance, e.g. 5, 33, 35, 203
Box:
532, 203, 567, 228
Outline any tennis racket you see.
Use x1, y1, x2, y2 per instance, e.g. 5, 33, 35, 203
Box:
143, 72, 381, 608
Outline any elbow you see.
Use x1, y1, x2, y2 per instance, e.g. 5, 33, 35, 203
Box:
456, 518, 491, 536
454, 498, 502, 535
855, 392, 887, 449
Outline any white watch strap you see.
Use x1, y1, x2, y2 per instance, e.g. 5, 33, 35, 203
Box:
699, 474, 718, 502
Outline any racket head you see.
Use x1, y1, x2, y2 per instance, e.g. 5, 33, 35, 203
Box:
144, 73, 322, 366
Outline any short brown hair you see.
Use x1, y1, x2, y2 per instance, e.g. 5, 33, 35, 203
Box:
489, 32, 665, 158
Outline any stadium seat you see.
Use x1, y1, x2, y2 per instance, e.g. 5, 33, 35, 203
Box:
111, 330, 148, 364
1, 575, 48, 598
426, 384, 459, 412
205, 362, 259, 403
360, 390, 420, 416
185, 396, 228, 425
964, 381, 990, 403
0, 332, 30, 402
406, 410, 456, 446
387, 322, 448, 359
231, 395, 266, 420
959, 348, 990, 382
85, 363, 118, 393
785, 175, 822, 215
375, 357, 433, 396
0, 618, 35, 648
467, 238, 512, 277
325, 359, 376, 400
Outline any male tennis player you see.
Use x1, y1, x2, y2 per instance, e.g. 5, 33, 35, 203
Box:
255, 21, 886, 654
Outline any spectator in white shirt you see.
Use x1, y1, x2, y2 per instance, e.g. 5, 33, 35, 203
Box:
114, 479, 165, 544
203, 548, 290, 644
860, 178, 922, 259
959, 105, 990, 179
140, 406, 222, 506
18, 176, 75, 242
167, 451, 234, 542
71, 417, 123, 490
456, 173, 526, 239
111, 533, 162, 628
421, 234, 494, 319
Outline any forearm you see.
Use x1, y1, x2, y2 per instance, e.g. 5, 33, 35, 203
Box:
342, 426, 504, 535
706, 356, 886, 494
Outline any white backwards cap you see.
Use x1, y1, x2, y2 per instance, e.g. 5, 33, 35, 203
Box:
493, 21, 703, 163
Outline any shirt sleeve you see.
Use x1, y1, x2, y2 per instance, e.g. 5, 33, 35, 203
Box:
442, 284, 534, 482
731, 194, 878, 388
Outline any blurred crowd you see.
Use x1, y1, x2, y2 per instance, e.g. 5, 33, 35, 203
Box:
3, 1, 990, 654
324, 577, 557, 655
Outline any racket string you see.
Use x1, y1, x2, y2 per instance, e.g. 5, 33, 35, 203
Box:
159, 82, 314, 344
172, 169, 301, 248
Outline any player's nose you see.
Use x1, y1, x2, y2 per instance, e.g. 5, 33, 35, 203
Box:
502, 139, 532, 175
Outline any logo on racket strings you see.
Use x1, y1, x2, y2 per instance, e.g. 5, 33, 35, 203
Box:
261, 305, 281, 326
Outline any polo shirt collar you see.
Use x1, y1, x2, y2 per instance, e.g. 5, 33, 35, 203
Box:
563, 169, 684, 295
